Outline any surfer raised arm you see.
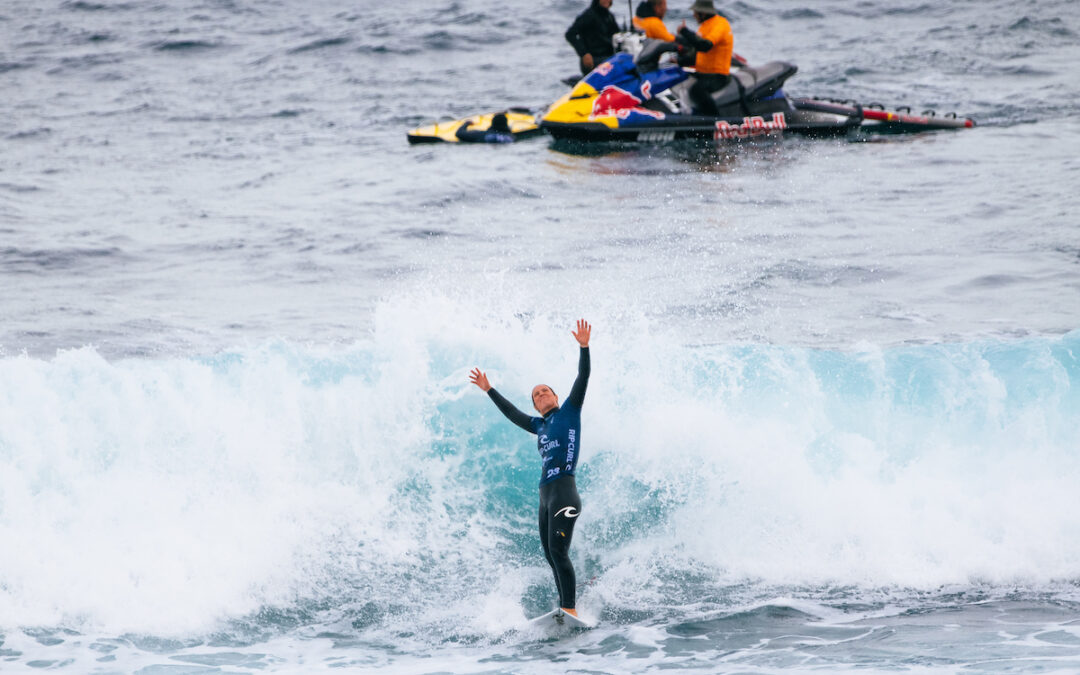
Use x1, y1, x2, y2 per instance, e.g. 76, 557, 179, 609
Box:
469, 319, 591, 618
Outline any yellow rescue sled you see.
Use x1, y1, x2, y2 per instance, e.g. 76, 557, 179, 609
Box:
406, 108, 541, 144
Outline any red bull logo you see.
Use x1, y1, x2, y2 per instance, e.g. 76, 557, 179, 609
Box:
714, 113, 787, 140
591, 83, 664, 121
592, 85, 642, 117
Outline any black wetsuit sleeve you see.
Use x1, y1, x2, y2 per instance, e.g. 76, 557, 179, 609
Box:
487, 388, 537, 433
455, 125, 489, 143
566, 347, 591, 408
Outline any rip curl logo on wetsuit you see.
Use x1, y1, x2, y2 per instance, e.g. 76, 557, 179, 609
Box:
555, 506, 579, 519
539, 436, 561, 455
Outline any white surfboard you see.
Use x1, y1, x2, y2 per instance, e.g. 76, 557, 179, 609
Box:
529, 608, 593, 629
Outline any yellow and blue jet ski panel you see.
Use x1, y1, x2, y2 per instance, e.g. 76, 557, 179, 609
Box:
542, 80, 621, 128
541, 54, 687, 130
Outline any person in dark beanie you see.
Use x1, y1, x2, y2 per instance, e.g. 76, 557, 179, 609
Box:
565, 0, 620, 75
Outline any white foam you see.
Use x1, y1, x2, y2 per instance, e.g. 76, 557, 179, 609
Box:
1, 295, 1077, 636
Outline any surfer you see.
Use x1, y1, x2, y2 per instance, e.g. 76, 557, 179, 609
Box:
469, 319, 591, 617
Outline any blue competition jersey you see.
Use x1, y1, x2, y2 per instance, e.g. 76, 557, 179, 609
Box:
487, 347, 590, 486
531, 402, 582, 485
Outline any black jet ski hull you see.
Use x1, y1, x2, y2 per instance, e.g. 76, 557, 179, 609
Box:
543, 107, 853, 143
542, 98, 972, 143
539, 53, 974, 144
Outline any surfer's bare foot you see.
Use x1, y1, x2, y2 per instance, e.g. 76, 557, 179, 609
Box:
561, 608, 578, 617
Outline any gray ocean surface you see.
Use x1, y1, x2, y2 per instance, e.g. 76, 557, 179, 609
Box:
2, 0, 1080, 673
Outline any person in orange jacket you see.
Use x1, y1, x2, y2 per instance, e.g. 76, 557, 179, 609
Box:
633, 0, 675, 41
676, 0, 734, 114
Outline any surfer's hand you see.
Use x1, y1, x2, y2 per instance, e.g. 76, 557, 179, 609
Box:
678, 20, 686, 32
469, 368, 491, 392
582, 53, 594, 71
572, 319, 591, 348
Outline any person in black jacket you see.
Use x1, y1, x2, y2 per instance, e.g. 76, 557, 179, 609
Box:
565, 0, 620, 75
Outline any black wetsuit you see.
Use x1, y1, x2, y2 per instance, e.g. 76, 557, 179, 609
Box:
455, 121, 514, 144
487, 347, 590, 609
565, 1, 620, 75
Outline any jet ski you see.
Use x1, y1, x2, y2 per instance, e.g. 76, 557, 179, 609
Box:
539, 40, 974, 143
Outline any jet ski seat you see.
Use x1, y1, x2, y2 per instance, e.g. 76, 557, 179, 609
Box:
710, 61, 797, 108
635, 38, 679, 73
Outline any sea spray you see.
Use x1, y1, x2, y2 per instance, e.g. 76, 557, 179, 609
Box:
1, 303, 1077, 639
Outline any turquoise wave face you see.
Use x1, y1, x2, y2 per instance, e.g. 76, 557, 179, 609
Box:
0, 330, 1077, 637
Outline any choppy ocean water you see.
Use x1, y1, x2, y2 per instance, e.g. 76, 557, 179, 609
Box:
2, 0, 1079, 672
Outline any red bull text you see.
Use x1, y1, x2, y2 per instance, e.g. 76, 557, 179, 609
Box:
714, 113, 787, 140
